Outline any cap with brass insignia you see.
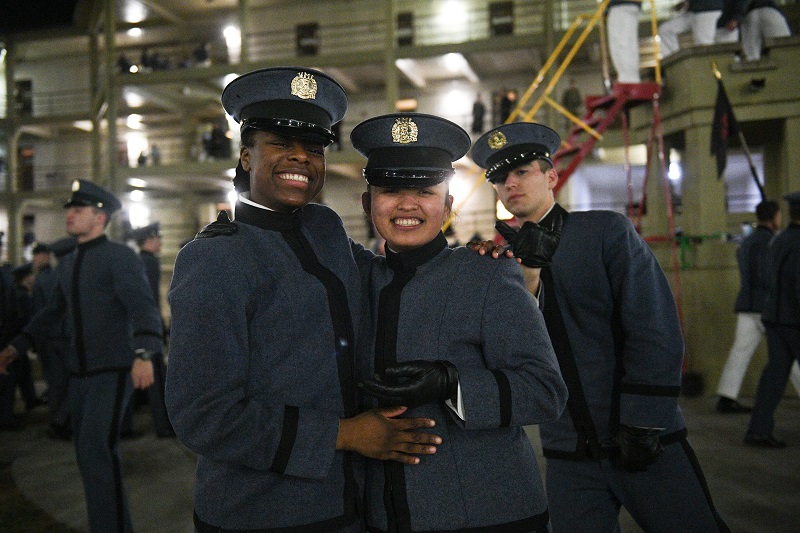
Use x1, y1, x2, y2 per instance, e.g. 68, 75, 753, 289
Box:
350, 113, 471, 188
471, 122, 561, 184
64, 179, 122, 215
221, 67, 347, 146
128, 221, 161, 243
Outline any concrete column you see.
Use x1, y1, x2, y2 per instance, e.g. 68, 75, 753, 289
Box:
384, 0, 398, 113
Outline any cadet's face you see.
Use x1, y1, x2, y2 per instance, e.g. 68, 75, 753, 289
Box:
141, 235, 161, 253
241, 130, 325, 212
65, 206, 105, 239
492, 160, 557, 223
365, 182, 452, 253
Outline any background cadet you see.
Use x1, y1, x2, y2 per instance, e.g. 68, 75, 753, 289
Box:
33, 237, 78, 440
120, 221, 174, 439
472, 122, 730, 532
0, 179, 163, 533
716, 200, 800, 413
745, 191, 800, 448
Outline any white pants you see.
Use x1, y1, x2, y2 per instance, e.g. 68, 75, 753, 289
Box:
715, 27, 739, 44
659, 10, 722, 57
741, 7, 791, 61
608, 4, 641, 83
717, 312, 800, 399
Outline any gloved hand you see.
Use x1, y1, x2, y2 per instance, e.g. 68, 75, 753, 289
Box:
610, 425, 664, 472
495, 213, 562, 268
359, 360, 458, 408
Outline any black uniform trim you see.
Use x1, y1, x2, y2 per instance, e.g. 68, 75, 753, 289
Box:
72, 237, 101, 375
70, 366, 133, 378
491, 370, 513, 427
367, 508, 549, 533
677, 434, 731, 533
110, 370, 129, 533
271, 405, 299, 474
379, 234, 448, 533
539, 208, 604, 460
234, 201, 359, 531
194, 509, 357, 533
543, 427, 688, 461
619, 382, 681, 397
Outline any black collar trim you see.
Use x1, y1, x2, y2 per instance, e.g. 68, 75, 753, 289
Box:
385, 232, 447, 273
234, 201, 301, 232
77, 234, 108, 249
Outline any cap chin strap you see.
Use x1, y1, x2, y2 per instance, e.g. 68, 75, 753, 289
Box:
486, 151, 553, 184
242, 117, 335, 145
364, 168, 453, 188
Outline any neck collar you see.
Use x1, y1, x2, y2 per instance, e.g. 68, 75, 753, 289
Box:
77, 234, 107, 249
234, 200, 301, 232
385, 232, 448, 273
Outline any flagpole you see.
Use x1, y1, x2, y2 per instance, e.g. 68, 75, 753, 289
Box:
712, 63, 766, 201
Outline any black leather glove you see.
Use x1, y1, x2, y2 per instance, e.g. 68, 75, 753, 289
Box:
495, 214, 562, 268
610, 425, 664, 473
359, 360, 458, 408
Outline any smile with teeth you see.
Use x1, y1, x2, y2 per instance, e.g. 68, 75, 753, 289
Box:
279, 173, 309, 184
393, 218, 422, 227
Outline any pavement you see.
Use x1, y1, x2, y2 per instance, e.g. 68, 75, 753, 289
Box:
2, 387, 799, 532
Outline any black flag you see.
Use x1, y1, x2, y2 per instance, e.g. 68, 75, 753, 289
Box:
710, 78, 739, 179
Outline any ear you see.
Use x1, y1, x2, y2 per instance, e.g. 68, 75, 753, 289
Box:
361, 191, 371, 216
240, 146, 251, 171
545, 166, 559, 191
445, 194, 454, 215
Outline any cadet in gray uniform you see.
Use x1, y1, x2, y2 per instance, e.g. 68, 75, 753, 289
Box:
0, 179, 162, 533
472, 123, 729, 533
34, 237, 78, 440
166, 68, 441, 533
352, 113, 567, 533
124, 221, 173, 438
745, 191, 800, 448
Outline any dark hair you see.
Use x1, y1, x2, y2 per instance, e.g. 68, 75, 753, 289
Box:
755, 200, 779, 222
232, 127, 257, 193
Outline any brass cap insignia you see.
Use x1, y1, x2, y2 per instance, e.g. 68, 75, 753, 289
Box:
488, 131, 507, 150
391, 117, 418, 144
72, 179, 81, 191
290, 72, 317, 100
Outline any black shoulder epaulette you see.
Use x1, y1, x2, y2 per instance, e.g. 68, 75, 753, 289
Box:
195, 211, 238, 239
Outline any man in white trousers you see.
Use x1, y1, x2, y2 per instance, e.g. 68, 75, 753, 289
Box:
717, 200, 800, 413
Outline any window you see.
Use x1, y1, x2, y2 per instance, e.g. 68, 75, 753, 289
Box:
397, 12, 414, 47
489, 1, 514, 37
296, 23, 319, 56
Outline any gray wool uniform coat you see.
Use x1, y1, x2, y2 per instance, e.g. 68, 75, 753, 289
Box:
356, 232, 567, 533
166, 201, 364, 532
538, 205, 728, 532
10, 234, 163, 533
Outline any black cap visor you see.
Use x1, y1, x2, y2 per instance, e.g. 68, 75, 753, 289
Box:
485, 144, 553, 184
